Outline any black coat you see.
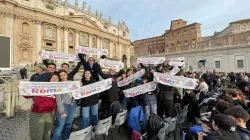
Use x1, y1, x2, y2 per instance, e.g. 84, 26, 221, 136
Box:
78, 54, 99, 81
79, 78, 99, 107
237, 126, 250, 140
97, 64, 121, 103
181, 94, 200, 124
30, 73, 41, 81
158, 84, 178, 101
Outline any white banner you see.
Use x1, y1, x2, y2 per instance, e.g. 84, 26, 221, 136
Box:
118, 69, 145, 87
72, 78, 112, 99
167, 57, 185, 61
168, 61, 185, 67
123, 82, 157, 98
18, 81, 80, 96
77, 46, 109, 56
137, 57, 166, 65
153, 72, 198, 89
41, 50, 80, 62
100, 59, 124, 70
168, 67, 180, 75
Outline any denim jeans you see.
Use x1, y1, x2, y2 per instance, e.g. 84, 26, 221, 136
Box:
144, 104, 157, 119
81, 103, 98, 129
52, 101, 77, 140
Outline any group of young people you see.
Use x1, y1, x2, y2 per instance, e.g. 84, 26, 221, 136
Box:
22, 50, 250, 140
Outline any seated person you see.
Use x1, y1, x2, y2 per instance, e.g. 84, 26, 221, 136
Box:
225, 107, 250, 139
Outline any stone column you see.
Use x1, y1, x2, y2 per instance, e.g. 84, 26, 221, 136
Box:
75, 30, 79, 47
56, 26, 61, 52
96, 36, 101, 58
88, 34, 92, 48
109, 41, 113, 58
36, 21, 42, 63
64, 27, 68, 53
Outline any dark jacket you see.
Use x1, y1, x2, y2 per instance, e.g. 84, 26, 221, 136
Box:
142, 85, 159, 106
155, 63, 171, 73
97, 64, 120, 103
37, 72, 55, 82
158, 84, 178, 101
181, 93, 200, 124
237, 126, 250, 140
79, 78, 99, 107
78, 54, 99, 81
43, 59, 81, 81
30, 73, 41, 81
201, 73, 213, 85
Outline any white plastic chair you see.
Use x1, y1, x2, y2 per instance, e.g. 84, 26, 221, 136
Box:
112, 110, 127, 128
166, 116, 178, 140
94, 116, 112, 137
69, 125, 92, 140
158, 122, 168, 140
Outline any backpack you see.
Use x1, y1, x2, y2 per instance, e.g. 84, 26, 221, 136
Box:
170, 103, 182, 118
147, 113, 164, 138
109, 101, 126, 124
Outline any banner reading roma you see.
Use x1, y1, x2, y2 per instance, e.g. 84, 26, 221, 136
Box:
137, 57, 166, 65
153, 72, 198, 89
118, 69, 145, 87
18, 81, 80, 96
72, 78, 112, 99
100, 59, 124, 70
77, 46, 109, 56
41, 50, 80, 62
123, 82, 157, 98
167, 57, 185, 61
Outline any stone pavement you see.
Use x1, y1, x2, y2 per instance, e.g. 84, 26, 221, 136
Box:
0, 109, 180, 140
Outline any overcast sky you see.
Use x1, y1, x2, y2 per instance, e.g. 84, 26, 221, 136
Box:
68, 0, 250, 41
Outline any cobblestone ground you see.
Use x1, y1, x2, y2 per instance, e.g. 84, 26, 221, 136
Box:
0, 110, 180, 140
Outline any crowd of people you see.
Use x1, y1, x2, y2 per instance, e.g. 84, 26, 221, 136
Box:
20, 51, 250, 140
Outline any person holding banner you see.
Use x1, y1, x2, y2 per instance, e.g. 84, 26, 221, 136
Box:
52, 70, 77, 140
158, 68, 180, 118
24, 73, 58, 140
97, 62, 121, 110
139, 63, 156, 82
78, 54, 99, 81
37, 63, 57, 82
79, 70, 99, 129
156, 60, 171, 73
141, 76, 159, 119
39, 50, 81, 81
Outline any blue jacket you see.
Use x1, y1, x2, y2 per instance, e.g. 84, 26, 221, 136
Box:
128, 106, 147, 137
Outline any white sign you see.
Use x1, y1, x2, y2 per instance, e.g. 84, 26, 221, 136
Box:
118, 69, 145, 87
77, 46, 109, 56
100, 59, 124, 70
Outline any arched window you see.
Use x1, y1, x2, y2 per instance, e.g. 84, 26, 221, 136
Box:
46, 28, 52, 38
69, 33, 73, 42
22, 23, 29, 35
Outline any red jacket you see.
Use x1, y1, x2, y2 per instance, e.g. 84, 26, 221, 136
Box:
24, 96, 56, 113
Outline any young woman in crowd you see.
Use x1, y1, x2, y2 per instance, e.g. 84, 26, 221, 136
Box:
181, 89, 200, 124
141, 75, 159, 119
26, 74, 58, 140
79, 70, 99, 129
52, 70, 77, 140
